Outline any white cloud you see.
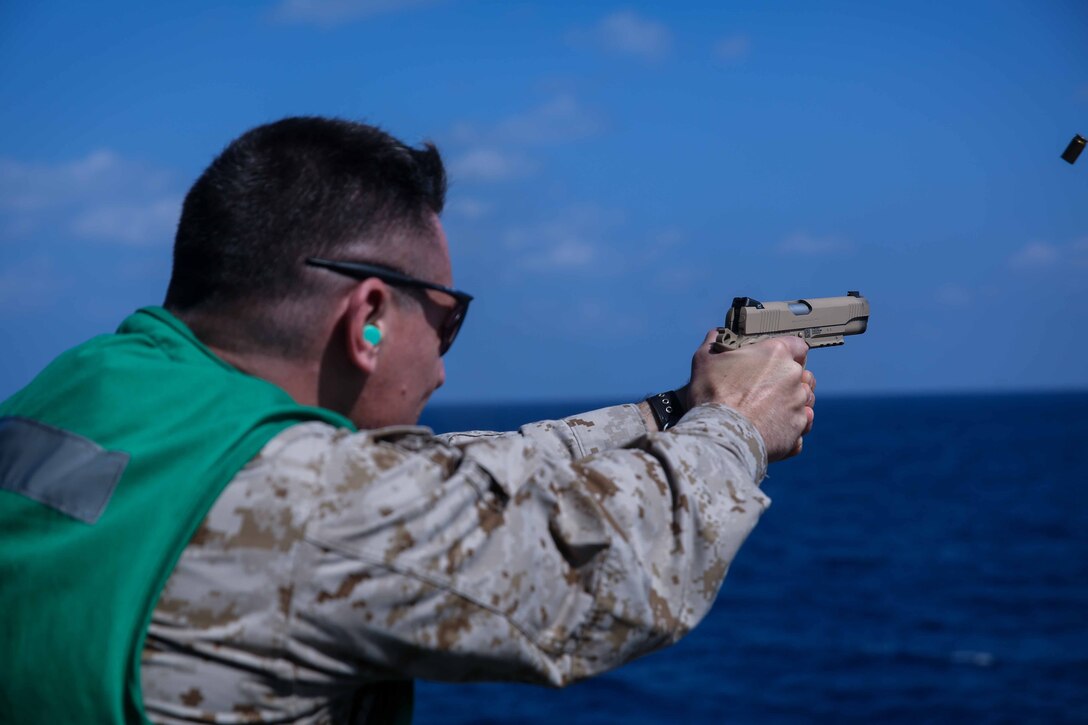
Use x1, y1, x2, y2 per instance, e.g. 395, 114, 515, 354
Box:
571, 11, 672, 62
70, 197, 181, 246
444, 95, 603, 187
504, 206, 624, 272
777, 232, 852, 256
934, 283, 972, 307
651, 266, 705, 293
451, 95, 603, 147
1008, 241, 1059, 268
714, 34, 751, 62
445, 197, 493, 220
448, 148, 534, 182
0, 151, 171, 213
598, 11, 672, 60
494, 95, 602, 145
0, 150, 179, 246
525, 239, 596, 269
1009, 238, 1088, 269
271, 0, 442, 26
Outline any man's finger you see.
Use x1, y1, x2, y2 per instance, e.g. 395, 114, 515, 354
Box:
775, 335, 809, 365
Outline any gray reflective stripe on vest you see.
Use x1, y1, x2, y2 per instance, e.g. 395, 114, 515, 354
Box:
0, 416, 129, 524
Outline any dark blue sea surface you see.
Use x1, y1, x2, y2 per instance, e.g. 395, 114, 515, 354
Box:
414, 392, 1088, 723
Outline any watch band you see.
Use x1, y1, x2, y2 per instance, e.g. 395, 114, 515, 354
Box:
646, 390, 686, 431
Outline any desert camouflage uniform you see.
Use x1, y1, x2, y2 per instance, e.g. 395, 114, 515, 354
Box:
141, 402, 770, 723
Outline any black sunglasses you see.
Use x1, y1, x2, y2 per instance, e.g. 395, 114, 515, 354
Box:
305, 257, 473, 355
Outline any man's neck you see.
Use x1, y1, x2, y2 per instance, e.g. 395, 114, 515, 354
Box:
208, 346, 321, 408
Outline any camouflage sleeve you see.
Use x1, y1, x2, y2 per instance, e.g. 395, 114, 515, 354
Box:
436, 402, 652, 460
142, 403, 769, 721
298, 402, 768, 685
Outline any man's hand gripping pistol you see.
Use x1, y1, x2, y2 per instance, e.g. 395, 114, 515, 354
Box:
712, 291, 870, 351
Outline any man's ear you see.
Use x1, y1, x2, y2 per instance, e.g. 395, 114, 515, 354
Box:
343, 278, 393, 375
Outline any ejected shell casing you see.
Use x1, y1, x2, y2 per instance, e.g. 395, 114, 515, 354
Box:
1061, 134, 1085, 165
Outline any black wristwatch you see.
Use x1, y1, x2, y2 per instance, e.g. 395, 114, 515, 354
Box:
645, 390, 687, 430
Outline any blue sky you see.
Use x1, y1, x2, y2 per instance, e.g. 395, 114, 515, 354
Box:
1, 1, 1086, 404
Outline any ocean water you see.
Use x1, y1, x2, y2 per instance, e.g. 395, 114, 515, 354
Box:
415, 392, 1088, 724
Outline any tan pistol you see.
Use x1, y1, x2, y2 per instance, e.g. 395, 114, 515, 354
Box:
712, 291, 870, 351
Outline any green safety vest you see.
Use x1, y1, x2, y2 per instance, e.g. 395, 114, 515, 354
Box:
0, 307, 409, 723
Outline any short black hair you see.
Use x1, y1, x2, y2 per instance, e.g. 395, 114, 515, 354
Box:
165, 116, 446, 316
